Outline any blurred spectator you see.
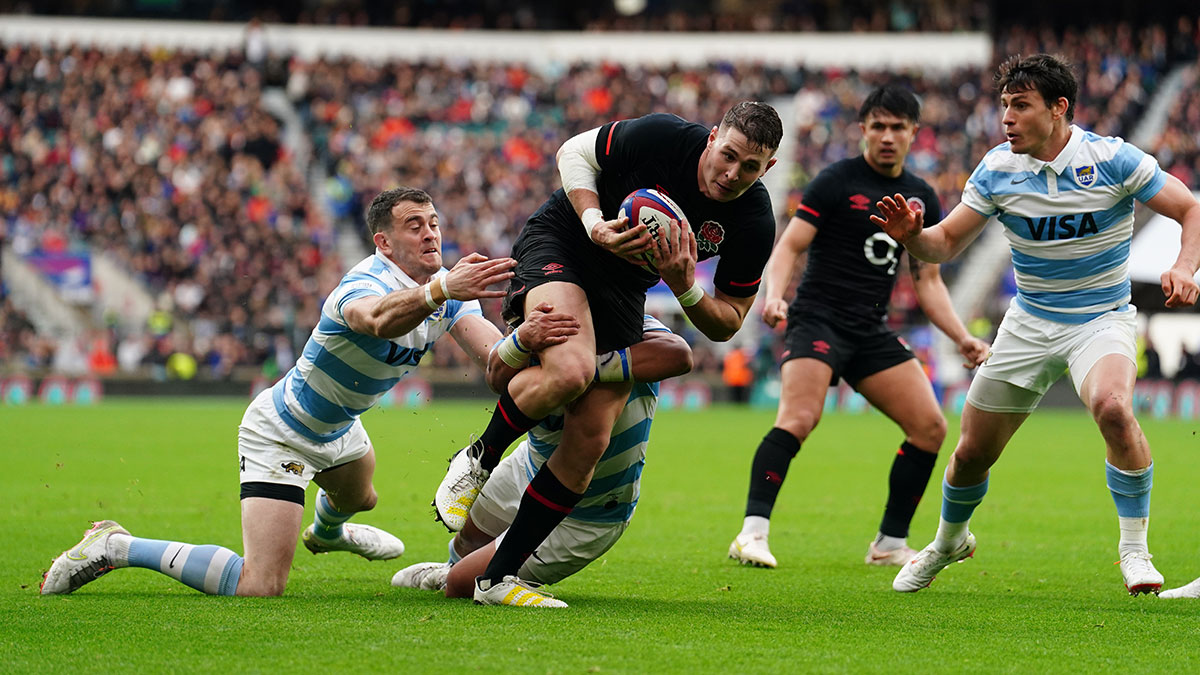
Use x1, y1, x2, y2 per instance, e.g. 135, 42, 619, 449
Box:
723, 346, 754, 404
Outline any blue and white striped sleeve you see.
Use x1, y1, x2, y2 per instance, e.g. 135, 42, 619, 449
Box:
1111, 141, 1167, 203
331, 273, 389, 324
960, 157, 999, 217
445, 299, 484, 329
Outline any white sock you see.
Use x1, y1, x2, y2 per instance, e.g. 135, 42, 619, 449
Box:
1118, 516, 1149, 556
932, 517, 969, 554
874, 533, 907, 552
742, 515, 770, 537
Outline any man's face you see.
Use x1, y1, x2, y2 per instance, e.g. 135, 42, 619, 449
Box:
698, 125, 777, 202
860, 110, 917, 175
1000, 86, 1066, 158
374, 200, 441, 279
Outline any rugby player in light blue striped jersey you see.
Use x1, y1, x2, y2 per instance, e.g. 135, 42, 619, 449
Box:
871, 54, 1200, 596
391, 316, 692, 607
41, 187, 580, 597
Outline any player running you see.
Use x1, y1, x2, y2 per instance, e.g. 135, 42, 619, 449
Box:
393, 316, 691, 607
728, 85, 988, 570
40, 187, 579, 597
433, 103, 782, 606
873, 54, 1200, 594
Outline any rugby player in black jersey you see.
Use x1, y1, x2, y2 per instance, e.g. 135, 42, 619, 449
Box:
728, 86, 988, 570
435, 102, 782, 606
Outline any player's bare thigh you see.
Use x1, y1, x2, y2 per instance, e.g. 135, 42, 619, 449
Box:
773, 357, 833, 443
855, 358, 947, 452
313, 447, 379, 513
1077, 353, 1149, 470
238, 496, 304, 596
510, 282, 598, 412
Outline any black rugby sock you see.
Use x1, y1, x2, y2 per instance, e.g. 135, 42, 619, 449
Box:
477, 388, 540, 471
744, 427, 802, 518
482, 465, 582, 583
879, 441, 939, 538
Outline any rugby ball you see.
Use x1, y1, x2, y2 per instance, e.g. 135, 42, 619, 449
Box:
618, 188, 687, 271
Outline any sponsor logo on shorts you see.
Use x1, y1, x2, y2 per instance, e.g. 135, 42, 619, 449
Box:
849, 194, 872, 211
280, 461, 305, 476
697, 221, 724, 254
812, 340, 831, 355
541, 262, 564, 275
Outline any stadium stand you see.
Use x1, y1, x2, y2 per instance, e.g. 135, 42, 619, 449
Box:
1, 15, 1197, 387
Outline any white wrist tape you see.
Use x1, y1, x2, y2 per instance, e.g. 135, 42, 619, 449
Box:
595, 347, 633, 383
438, 275, 452, 301
581, 208, 605, 240
495, 332, 532, 369
675, 280, 704, 307
423, 283, 440, 310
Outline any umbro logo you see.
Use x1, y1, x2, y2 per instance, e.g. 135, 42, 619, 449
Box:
849, 194, 871, 211
542, 263, 564, 275
812, 340, 831, 355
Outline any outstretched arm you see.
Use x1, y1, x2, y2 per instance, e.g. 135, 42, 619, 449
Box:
909, 258, 988, 368
871, 197, 990, 263
486, 323, 693, 393
1144, 173, 1200, 308
342, 253, 514, 339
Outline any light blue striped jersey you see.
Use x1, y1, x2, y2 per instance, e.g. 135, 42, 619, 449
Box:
272, 251, 482, 443
521, 316, 670, 524
961, 125, 1166, 323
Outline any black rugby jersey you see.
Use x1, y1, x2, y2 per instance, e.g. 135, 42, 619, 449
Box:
530, 113, 776, 297
791, 155, 942, 329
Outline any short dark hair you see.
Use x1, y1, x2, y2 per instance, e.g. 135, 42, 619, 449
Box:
720, 101, 783, 153
995, 53, 1078, 121
366, 187, 433, 235
858, 85, 921, 124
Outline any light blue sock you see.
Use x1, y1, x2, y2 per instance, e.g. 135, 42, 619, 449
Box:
124, 537, 243, 595
447, 537, 462, 565
941, 477, 989, 523
313, 489, 352, 541
1106, 461, 1152, 518
932, 477, 988, 552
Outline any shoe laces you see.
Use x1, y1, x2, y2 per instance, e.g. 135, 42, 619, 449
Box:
1117, 551, 1154, 568
502, 575, 556, 599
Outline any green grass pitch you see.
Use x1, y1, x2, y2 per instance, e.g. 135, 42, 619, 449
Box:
5, 398, 1200, 672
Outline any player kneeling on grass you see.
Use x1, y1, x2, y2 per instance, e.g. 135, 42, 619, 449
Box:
39, 187, 579, 597
393, 316, 692, 607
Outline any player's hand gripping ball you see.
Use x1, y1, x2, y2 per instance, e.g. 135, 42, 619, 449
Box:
618, 188, 687, 273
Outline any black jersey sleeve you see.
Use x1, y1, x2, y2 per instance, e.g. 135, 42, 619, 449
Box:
594, 113, 697, 173
793, 165, 843, 227
711, 188, 776, 298
921, 185, 944, 228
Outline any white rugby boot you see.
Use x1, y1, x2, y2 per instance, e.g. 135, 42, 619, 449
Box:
391, 562, 451, 591
433, 441, 489, 532
865, 540, 919, 566
892, 532, 976, 592
302, 523, 405, 560
1118, 551, 1163, 596
473, 575, 567, 608
41, 520, 130, 595
728, 532, 777, 568
1159, 576, 1200, 599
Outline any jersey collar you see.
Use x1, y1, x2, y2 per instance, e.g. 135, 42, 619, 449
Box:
1017, 124, 1084, 176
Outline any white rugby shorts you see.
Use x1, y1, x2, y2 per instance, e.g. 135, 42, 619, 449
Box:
237, 388, 373, 489
473, 442, 629, 585
967, 300, 1137, 413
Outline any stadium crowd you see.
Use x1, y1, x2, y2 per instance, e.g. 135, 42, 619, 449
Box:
2, 18, 1198, 383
